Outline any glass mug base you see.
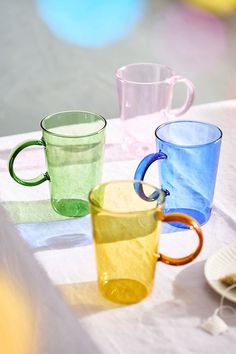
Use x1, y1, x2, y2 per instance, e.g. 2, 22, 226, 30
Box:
99, 279, 149, 304
122, 136, 155, 160
121, 115, 161, 158
52, 198, 89, 217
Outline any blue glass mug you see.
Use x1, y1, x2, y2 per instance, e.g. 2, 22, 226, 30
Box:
134, 120, 222, 226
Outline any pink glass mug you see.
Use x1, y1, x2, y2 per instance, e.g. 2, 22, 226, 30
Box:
116, 63, 195, 157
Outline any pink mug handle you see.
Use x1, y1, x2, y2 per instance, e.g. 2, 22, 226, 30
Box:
168, 75, 195, 117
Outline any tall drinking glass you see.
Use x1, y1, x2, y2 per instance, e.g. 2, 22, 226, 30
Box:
116, 63, 195, 157
134, 120, 222, 226
8, 111, 107, 217
89, 180, 203, 304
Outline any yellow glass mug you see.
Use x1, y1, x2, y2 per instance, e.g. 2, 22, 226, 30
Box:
89, 180, 203, 304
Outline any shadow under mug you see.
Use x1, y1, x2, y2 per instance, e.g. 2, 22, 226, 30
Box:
89, 180, 203, 304
8, 111, 107, 217
134, 120, 222, 226
116, 63, 195, 157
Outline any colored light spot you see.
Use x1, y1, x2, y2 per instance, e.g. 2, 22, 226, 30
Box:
0, 272, 34, 354
36, 0, 145, 47
154, 4, 227, 74
183, 0, 236, 16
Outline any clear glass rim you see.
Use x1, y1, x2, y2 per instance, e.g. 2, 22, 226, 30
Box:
116, 62, 174, 85
89, 179, 165, 214
40, 110, 107, 138
155, 120, 223, 148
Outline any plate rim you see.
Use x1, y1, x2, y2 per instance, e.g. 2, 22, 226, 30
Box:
204, 243, 236, 303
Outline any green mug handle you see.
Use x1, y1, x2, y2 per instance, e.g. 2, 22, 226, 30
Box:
8, 139, 50, 186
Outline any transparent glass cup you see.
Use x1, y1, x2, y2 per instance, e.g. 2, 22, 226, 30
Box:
9, 111, 107, 217
116, 63, 195, 157
134, 120, 222, 226
89, 180, 203, 304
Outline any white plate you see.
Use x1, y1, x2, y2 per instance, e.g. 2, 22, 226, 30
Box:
204, 243, 236, 303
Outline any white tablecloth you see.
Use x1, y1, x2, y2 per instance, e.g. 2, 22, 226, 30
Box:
1, 100, 236, 353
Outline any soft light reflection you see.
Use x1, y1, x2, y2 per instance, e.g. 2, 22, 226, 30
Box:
183, 0, 236, 16
154, 4, 227, 74
36, 0, 145, 48
0, 272, 34, 354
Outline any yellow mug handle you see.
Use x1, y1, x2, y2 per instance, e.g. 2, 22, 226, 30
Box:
157, 212, 203, 266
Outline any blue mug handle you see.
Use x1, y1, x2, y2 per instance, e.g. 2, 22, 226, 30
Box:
134, 151, 169, 198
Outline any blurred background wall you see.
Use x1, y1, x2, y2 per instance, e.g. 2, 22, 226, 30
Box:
0, 0, 236, 136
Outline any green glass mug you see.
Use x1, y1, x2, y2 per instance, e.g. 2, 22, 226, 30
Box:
8, 111, 107, 217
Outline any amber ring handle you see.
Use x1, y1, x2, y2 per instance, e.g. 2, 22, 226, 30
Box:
157, 212, 203, 266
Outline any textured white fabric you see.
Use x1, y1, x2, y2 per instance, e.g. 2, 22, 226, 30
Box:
1, 100, 236, 353
0, 207, 100, 353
